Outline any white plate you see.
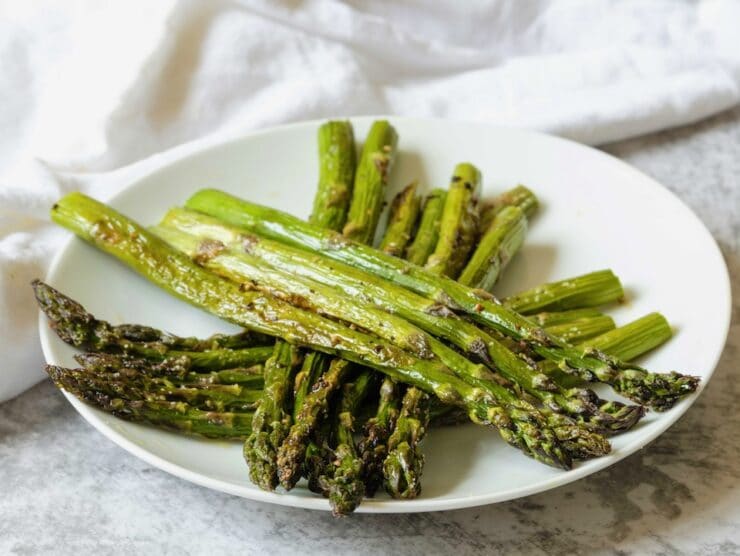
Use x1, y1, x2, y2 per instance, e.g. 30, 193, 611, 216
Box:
40, 116, 731, 513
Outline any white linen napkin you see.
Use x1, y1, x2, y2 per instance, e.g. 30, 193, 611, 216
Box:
2, 0, 739, 402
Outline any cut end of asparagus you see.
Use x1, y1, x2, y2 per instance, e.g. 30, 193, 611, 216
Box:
505, 270, 624, 314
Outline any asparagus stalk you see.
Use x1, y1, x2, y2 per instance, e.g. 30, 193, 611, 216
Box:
310, 121, 356, 231
542, 313, 674, 390
160, 207, 490, 360
478, 184, 538, 234
379, 182, 421, 257
342, 120, 398, 244
51, 193, 572, 469
165, 225, 609, 450
279, 359, 354, 488
74, 351, 264, 387
46, 365, 254, 439
424, 163, 481, 277
50, 315, 669, 444
185, 190, 699, 410
317, 368, 374, 516
158, 209, 639, 434
504, 270, 624, 314
545, 315, 616, 343
306, 135, 391, 502
359, 377, 401, 495
244, 342, 302, 490
288, 122, 360, 493
72, 350, 264, 385
153, 346, 271, 371
585, 312, 673, 361
305, 431, 331, 495
69, 356, 262, 412
33, 280, 270, 366
281, 122, 384, 492
383, 182, 469, 498
405, 189, 447, 266
387, 190, 447, 457
384, 384, 431, 499
529, 308, 605, 327
156, 226, 439, 360
458, 206, 527, 291
292, 353, 330, 420
358, 181, 422, 497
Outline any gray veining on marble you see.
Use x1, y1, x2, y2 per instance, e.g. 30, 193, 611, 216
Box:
1, 108, 739, 556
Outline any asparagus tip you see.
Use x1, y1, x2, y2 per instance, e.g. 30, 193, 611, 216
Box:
317, 445, 365, 517
244, 431, 283, 491
614, 369, 700, 411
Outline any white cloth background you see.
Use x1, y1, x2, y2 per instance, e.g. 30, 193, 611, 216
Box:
1, 0, 739, 403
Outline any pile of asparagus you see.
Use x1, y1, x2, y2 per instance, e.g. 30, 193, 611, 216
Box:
36, 119, 698, 516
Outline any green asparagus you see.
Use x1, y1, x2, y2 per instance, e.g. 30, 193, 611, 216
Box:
46, 364, 254, 439
244, 342, 302, 490
51, 192, 572, 469
542, 312, 674, 386
292, 353, 330, 420
310, 121, 356, 231
288, 121, 360, 494
583, 312, 674, 361
185, 190, 698, 410
379, 182, 421, 257
279, 359, 354, 489
352, 184, 419, 496
545, 315, 616, 343
383, 387, 430, 499
33, 280, 272, 370
504, 270, 624, 314
424, 163, 480, 277
74, 350, 263, 384
317, 368, 374, 516
478, 184, 538, 234
342, 120, 398, 244
73, 351, 264, 386
157, 209, 641, 433
405, 189, 447, 266
69, 356, 262, 412
359, 180, 424, 497
458, 205, 527, 291
305, 135, 390, 506
359, 377, 401, 495
384, 179, 469, 498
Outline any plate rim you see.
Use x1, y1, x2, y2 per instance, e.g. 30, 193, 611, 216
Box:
40, 115, 733, 513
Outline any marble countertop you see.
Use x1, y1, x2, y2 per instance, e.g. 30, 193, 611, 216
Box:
2, 108, 738, 556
